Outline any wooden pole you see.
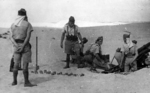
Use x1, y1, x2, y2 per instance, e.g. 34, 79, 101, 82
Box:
35, 36, 39, 73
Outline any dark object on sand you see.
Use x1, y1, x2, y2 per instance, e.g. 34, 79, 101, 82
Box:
31, 71, 35, 73
80, 73, 85, 77
64, 73, 69, 76
51, 71, 56, 75
52, 37, 55, 40
47, 71, 51, 74
73, 74, 78, 76
44, 70, 48, 73
68, 73, 72, 76
59, 72, 63, 75
101, 65, 121, 74
57, 72, 63, 75
39, 70, 43, 74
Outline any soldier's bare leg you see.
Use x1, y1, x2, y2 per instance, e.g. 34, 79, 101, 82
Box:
23, 62, 35, 87
12, 53, 21, 86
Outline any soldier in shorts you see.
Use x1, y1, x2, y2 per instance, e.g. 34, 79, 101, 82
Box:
9, 8, 35, 87
81, 36, 109, 71
122, 33, 138, 72
60, 16, 83, 68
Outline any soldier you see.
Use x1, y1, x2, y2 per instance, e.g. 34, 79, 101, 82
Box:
71, 37, 88, 64
81, 36, 109, 72
118, 32, 138, 73
9, 8, 35, 87
60, 16, 83, 68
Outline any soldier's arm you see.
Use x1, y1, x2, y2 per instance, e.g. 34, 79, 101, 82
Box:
60, 26, 66, 45
60, 31, 65, 44
95, 53, 103, 62
133, 46, 138, 62
78, 32, 83, 43
76, 26, 82, 43
120, 45, 125, 64
9, 24, 18, 47
22, 23, 33, 48
94, 46, 103, 62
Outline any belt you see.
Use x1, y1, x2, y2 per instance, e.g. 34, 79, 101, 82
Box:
66, 39, 78, 42
15, 39, 24, 43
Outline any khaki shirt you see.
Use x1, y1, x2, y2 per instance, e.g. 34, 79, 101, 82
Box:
63, 24, 79, 36
89, 43, 101, 55
11, 20, 33, 40
122, 42, 137, 57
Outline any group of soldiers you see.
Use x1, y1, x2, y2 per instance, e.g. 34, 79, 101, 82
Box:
60, 16, 138, 74
8, 8, 138, 87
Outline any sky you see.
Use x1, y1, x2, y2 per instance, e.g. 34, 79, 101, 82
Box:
0, 0, 150, 27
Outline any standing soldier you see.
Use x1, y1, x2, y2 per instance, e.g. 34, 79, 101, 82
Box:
60, 16, 83, 68
9, 8, 35, 87
121, 33, 138, 73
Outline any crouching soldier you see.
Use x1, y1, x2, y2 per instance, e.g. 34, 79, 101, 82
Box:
9, 9, 35, 87
71, 37, 88, 64
123, 36, 138, 72
81, 36, 110, 72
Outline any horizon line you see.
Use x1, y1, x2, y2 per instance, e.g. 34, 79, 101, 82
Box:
0, 21, 149, 29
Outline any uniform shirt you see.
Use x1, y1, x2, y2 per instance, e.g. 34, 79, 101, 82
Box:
11, 20, 33, 40
89, 43, 101, 55
122, 41, 136, 57
63, 23, 79, 41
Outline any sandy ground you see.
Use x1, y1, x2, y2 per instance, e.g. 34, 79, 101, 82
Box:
0, 22, 150, 93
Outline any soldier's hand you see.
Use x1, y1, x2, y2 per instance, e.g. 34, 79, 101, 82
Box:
60, 43, 63, 48
116, 48, 121, 52
81, 43, 84, 48
14, 44, 19, 48
16, 46, 24, 53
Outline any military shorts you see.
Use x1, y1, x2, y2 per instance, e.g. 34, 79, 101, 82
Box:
13, 42, 32, 64
64, 40, 80, 55
124, 57, 137, 72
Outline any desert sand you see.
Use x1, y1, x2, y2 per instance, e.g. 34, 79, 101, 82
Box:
0, 22, 150, 93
